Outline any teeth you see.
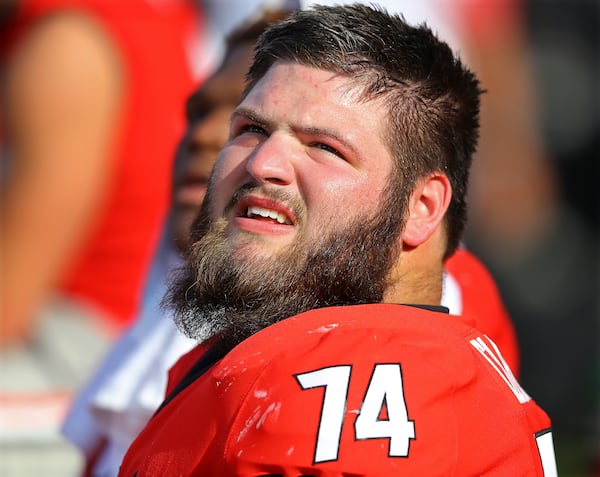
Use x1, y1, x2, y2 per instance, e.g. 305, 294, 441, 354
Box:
247, 206, 288, 224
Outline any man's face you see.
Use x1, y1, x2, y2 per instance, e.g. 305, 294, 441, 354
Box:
172, 62, 403, 347
201, 61, 394, 261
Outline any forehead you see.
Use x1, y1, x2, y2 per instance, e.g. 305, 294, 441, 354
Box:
244, 61, 373, 112
240, 61, 391, 159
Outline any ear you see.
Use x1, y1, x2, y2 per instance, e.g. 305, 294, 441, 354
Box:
402, 172, 452, 248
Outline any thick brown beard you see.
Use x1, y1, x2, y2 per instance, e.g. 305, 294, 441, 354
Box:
165, 184, 405, 353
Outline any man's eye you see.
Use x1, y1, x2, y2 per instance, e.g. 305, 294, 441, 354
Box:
313, 142, 344, 159
239, 124, 267, 135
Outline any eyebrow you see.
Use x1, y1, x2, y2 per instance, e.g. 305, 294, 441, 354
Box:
231, 106, 269, 127
231, 106, 361, 158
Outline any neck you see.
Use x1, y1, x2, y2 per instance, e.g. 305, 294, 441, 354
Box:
382, 240, 445, 306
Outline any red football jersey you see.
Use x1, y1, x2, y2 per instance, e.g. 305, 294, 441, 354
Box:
119, 304, 556, 476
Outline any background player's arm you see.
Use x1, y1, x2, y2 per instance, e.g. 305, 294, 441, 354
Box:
0, 11, 124, 343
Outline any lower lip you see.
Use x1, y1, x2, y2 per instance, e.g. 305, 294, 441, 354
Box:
232, 216, 294, 235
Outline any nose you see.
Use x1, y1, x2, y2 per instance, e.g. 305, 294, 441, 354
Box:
245, 132, 295, 186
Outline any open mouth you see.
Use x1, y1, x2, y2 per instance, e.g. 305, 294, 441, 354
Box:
235, 195, 296, 227
246, 205, 291, 225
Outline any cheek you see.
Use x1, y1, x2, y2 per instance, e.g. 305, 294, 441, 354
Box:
206, 159, 233, 211
311, 172, 386, 211
213, 143, 253, 177
206, 147, 251, 211
301, 174, 382, 234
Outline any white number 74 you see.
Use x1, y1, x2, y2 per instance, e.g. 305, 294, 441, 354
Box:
295, 364, 416, 464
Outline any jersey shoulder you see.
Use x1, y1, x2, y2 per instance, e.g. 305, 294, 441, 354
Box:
210, 304, 555, 475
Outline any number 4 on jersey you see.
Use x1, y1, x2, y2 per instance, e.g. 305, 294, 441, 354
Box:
295, 364, 416, 464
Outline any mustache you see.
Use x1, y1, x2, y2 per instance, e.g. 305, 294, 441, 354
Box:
188, 180, 304, 248
224, 181, 304, 220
